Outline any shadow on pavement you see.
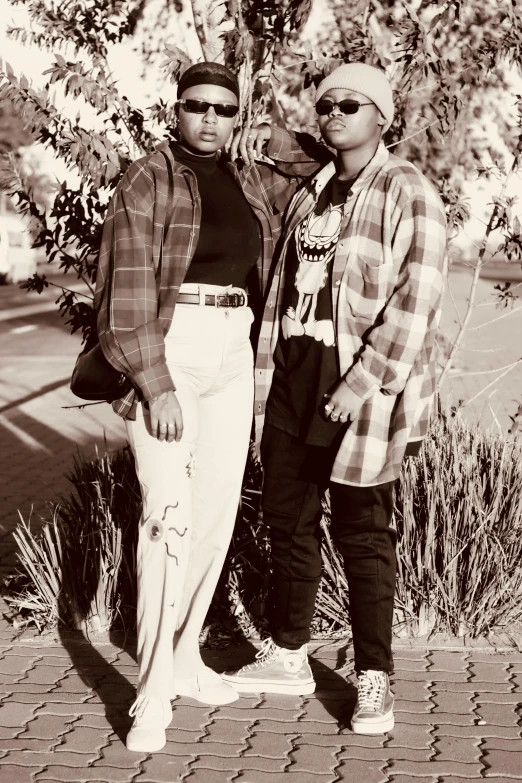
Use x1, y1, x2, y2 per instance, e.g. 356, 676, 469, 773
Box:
0, 379, 70, 415
58, 627, 136, 743
310, 652, 357, 727
0, 407, 81, 533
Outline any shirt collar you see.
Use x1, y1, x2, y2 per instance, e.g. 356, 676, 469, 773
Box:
307, 142, 390, 200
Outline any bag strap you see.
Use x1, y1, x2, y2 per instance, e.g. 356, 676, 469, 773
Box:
160, 148, 175, 246
156, 148, 175, 293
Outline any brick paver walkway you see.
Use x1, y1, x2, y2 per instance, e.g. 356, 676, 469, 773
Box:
0, 273, 521, 781
0, 634, 521, 782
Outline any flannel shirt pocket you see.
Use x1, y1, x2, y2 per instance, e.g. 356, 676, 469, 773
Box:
345, 255, 391, 322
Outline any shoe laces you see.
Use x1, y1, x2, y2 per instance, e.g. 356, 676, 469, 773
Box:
129, 695, 164, 721
198, 666, 222, 685
357, 670, 386, 712
242, 638, 279, 672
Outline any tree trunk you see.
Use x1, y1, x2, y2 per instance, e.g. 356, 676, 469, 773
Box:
188, 0, 229, 62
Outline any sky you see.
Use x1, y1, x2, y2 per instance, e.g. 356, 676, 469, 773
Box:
0, 0, 155, 105
0, 0, 177, 182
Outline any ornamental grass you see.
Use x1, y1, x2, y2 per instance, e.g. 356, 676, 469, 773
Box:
394, 411, 522, 638
5, 411, 522, 640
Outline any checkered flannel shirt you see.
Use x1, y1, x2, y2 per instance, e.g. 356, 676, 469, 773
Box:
95, 134, 321, 419
254, 141, 448, 486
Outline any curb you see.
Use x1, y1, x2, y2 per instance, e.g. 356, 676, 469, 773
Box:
2, 627, 521, 654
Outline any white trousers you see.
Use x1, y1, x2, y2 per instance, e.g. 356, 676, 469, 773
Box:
125, 288, 254, 697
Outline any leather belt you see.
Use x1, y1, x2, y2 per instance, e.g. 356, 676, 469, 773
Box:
177, 292, 247, 308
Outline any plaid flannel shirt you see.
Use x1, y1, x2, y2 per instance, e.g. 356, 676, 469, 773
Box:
95, 133, 319, 419
255, 140, 448, 487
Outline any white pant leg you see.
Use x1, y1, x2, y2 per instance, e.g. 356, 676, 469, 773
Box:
171, 329, 254, 677
126, 385, 199, 698
127, 300, 254, 694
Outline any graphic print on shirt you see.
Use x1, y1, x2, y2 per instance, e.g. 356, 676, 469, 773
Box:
281, 203, 343, 347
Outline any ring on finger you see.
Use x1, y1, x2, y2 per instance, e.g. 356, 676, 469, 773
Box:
159, 424, 168, 430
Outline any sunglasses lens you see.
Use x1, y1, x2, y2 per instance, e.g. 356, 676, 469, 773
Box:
315, 99, 362, 116
182, 100, 238, 118
315, 101, 334, 116
215, 105, 239, 118
183, 100, 208, 114
338, 100, 360, 114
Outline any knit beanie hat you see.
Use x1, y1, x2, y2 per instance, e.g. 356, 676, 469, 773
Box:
315, 63, 394, 132
177, 62, 240, 101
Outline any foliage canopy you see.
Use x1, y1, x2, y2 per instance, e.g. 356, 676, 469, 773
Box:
0, 0, 520, 349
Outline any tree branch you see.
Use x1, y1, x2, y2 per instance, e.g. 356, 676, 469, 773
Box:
466, 304, 522, 332
437, 150, 521, 390
461, 359, 522, 407
386, 120, 440, 149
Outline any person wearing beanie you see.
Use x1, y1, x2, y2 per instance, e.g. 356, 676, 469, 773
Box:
225, 62, 448, 736
95, 61, 322, 754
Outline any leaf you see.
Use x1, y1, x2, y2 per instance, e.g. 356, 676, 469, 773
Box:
235, 29, 254, 61
163, 43, 191, 66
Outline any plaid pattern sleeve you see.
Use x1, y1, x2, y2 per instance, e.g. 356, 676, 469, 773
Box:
236, 129, 326, 293
266, 127, 333, 173
342, 179, 447, 399
96, 157, 177, 402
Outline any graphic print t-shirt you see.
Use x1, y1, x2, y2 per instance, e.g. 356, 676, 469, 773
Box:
266, 175, 355, 447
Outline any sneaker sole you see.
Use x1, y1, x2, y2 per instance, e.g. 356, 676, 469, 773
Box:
126, 732, 167, 753
173, 686, 239, 705
221, 678, 316, 696
352, 714, 394, 735
126, 708, 173, 753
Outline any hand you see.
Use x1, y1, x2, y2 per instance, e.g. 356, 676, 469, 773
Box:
323, 380, 366, 425
148, 390, 183, 442
230, 124, 271, 166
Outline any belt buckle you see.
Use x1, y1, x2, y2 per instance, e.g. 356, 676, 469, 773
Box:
216, 291, 245, 308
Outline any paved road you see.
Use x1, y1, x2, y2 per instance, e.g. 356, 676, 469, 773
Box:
0, 271, 126, 545
439, 267, 522, 431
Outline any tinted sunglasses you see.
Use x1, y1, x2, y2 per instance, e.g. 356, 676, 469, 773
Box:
178, 99, 239, 118
315, 98, 373, 116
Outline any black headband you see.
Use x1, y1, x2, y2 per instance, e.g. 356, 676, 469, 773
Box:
177, 64, 240, 101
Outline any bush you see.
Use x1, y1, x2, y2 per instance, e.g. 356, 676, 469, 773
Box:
5, 411, 522, 641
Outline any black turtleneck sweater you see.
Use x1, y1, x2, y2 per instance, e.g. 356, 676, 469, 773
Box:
172, 143, 261, 289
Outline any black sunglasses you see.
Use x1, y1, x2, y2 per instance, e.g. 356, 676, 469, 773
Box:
178, 99, 239, 118
315, 98, 373, 116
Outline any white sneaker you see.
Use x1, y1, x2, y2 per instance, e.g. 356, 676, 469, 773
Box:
126, 695, 173, 753
222, 638, 316, 695
172, 665, 239, 705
